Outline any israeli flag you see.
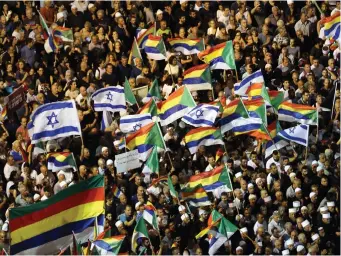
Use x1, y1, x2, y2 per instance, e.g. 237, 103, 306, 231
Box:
278, 124, 309, 147
119, 113, 152, 133
27, 100, 81, 144
182, 104, 219, 127
100, 111, 113, 131
234, 70, 264, 96
265, 136, 289, 158
91, 86, 126, 113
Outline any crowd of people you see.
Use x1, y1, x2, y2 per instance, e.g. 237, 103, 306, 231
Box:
0, 0, 339, 255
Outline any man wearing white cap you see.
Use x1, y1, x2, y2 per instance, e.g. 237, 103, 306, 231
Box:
301, 219, 311, 232
296, 245, 305, 255
286, 178, 301, 199
53, 170, 67, 194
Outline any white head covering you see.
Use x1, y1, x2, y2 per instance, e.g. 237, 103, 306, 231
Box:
309, 192, 316, 198
135, 202, 141, 210
115, 12, 122, 18
312, 160, 318, 166
156, 9, 163, 15
293, 201, 300, 208
101, 147, 108, 153
33, 194, 40, 201
320, 206, 328, 212
41, 195, 48, 201
289, 173, 296, 178
240, 227, 248, 233
57, 12, 64, 20
88, 3, 95, 10
287, 0, 294, 5
295, 187, 302, 193
115, 220, 123, 228
285, 239, 294, 246
284, 165, 291, 172
248, 183, 254, 188
282, 249, 290, 255
106, 159, 114, 166
297, 245, 304, 252
302, 220, 310, 228
181, 213, 189, 221
178, 205, 186, 212
312, 234, 319, 241
322, 213, 331, 219
236, 246, 243, 251
289, 208, 296, 213
235, 172, 242, 178
327, 201, 335, 207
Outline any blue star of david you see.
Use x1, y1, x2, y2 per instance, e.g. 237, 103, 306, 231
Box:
47, 112, 59, 128
133, 123, 142, 131
196, 109, 204, 118
106, 92, 113, 102
289, 127, 296, 134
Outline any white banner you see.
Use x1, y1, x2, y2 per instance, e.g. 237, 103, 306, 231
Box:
114, 149, 141, 173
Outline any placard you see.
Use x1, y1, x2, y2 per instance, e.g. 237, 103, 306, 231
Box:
114, 149, 141, 173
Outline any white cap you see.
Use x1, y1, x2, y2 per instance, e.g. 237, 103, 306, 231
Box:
312, 234, 319, 241
181, 213, 189, 221
156, 9, 163, 15
115, 220, 123, 228
309, 192, 316, 198
302, 219, 310, 228
293, 201, 300, 207
287, 0, 294, 5
322, 213, 331, 219
282, 249, 290, 255
289, 208, 296, 213
289, 173, 296, 178
235, 172, 242, 178
265, 63, 272, 69
135, 202, 141, 210
71, 4, 77, 9
115, 12, 122, 18
317, 166, 324, 172
198, 209, 206, 216
178, 205, 186, 212
312, 160, 318, 166
41, 195, 48, 201
249, 194, 256, 200
248, 183, 254, 188
284, 165, 291, 172
179, 0, 187, 4
57, 12, 64, 20
264, 196, 272, 203
60, 181, 67, 188
58, 170, 66, 177
33, 194, 40, 201
114, 140, 120, 146
285, 239, 294, 246
88, 3, 95, 10
236, 246, 243, 251
327, 201, 335, 207
101, 147, 108, 153
301, 206, 308, 211
106, 159, 114, 166
297, 245, 304, 252
295, 187, 302, 193
320, 206, 328, 212
240, 227, 248, 233
255, 178, 262, 184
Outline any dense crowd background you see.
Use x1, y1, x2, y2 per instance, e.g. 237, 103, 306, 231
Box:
0, 0, 339, 255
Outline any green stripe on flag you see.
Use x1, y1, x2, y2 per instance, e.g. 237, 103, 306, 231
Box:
222, 41, 236, 70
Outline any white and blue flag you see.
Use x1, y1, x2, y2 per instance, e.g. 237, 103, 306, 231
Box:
27, 100, 81, 144
119, 113, 152, 133
100, 111, 113, 131
182, 104, 219, 127
278, 124, 309, 147
265, 136, 289, 158
91, 86, 126, 113
234, 70, 264, 96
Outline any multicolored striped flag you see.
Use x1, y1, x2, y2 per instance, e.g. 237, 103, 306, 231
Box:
124, 77, 138, 106
183, 64, 212, 91
142, 146, 159, 175
234, 70, 264, 96
321, 12, 340, 43
167, 175, 178, 199
53, 26, 73, 42
137, 98, 159, 117
268, 91, 284, 110
144, 35, 166, 60
198, 41, 236, 70
208, 210, 238, 239
278, 101, 318, 125
126, 122, 165, 161
180, 185, 211, 207
146, 79, 162, 101
158, 86, 196, 126
246, 83, 271, 103
129, 37, 143, 65
93, 235, 125, 255
112, 184, 122, 198
168, 38, 204, 55
9, 176, 105, 255
265, 136, 289, 158
243, 98, 267, 125
132, 217, 150, 253
136, 23, 155, 48
249, 120, 281, 141
219, 99, 249, 133
47, 152, 77, 172
38, 10, 51, 36
140, 202, 159, 231
185, 127, 224, 154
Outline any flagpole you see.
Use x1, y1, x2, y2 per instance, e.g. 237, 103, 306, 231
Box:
315, 113, 319, 144
224, 163, 240, 216
155, 122, 174, 169
330, 84, 337, 120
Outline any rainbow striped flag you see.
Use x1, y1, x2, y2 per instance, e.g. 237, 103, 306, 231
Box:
0, 106, 7, 120
141, 202, 158, 231
47, 152, 77, 172
144, 35, 166, 60
180, 185, 211, 207
185, 127, 224, 154
198, 41, 236, 70
137, 98, 158, 117
278, 101, 318, 125
53, 26, 73, 42
268, 91, 284, 110
183, 64, 212, 91
321, 12, 340, 42
187, 165, 232, 192
112, 184, 122, 198
219, 99, 249, 133
243, 98, 267, 125
126, 122, 165, 161
9, 176, 105, 255
246, 83, 271, 103
132, 218, 149, 253
136, 23, 155, 48
158, 86, 196, 126
93, 235, 125, 255
168, 38, 204, 55
249, 120, 281, 141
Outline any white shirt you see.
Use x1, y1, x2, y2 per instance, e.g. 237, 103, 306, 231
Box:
4, 164, 19, 180
205, 164, 214, 172
254, 221, 264, 235
266, 157, 281, 172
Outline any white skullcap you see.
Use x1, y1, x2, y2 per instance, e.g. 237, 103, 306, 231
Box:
198, 209, 206, 216
240, 227, 248, 233
58, 170, 66, 177
312, 160, 318, 166
284, 165, 291, 172
265, 63, 272, 69
312, 234, 319, 241
309, 192, 316, 198
235, 214, 243, 221
317, 166, 324, 172
57, 12, 64, 20
178, 205, 186, 212
181, 213, 189, 221
327, 201, 335, 207
289, 173, 296, 178
179, 0, 187, 4
285, 239, 294, 246
33, 194, 40, 200
249, 194, 256, 200
71, 5, 77, 9
302, 220, 310, 228
295, 187, 302, 193
320, 206, 328, 212
297, 245, 304, 252
282, 249, 290, 255
60, 181, 67, 188
235, 172, 242, 178
135, 202, 141, 210
248, 183, 254, 188
88, 3, 95, 10
322, 213, 331, 219
256, 178, 262, 184
106, 159, 114, 165
156, 9, 163, 15
301, 206, 308, 211
293, 201, 300, 208
289, 208, 296, 213
115, 12, 122, 18
287, 0, 294, 5
101, 147, 108, 153
114, 140, 120, 146
115, 220, 123, 228
236, 246, 243, 251
264, 196, 272, 203
41, 195, 48, 201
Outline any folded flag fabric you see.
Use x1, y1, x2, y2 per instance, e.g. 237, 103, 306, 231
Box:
129, 37, 143, 65
124, 77, 137, 105
182, 104, 219, 127
38, 10, 51, 37
158, 86, 196, 126
132, 217, 150, 253
167, 175, 178, 199
47, 152, 77, 172
168, 38, 204, 55
71, 232, 82, 255
91, 86, 126, 113
136, 23, 155, 48
27, 100, 81, 144
249, 120, 281, 141
180, 185, 211, 207
234, 70, 264, 96
278, 124, 309, 147
44, 34, 58, 53
112, 184, 122, 198
9, 176, 105, 255
243, 98, 267, 125
100, 111, 113, 131
137, 98, 158, 117
208, 232, 228, 256
198, 41, 236, 70
215, 148, 224, 162
187, 165, 232, 192
265, 136, 289, 158
195, 218, 222, 239
208, 210, 238, 239
219, 99, 249, 133
139, 202, 159, 231
144, 35, 167, 60
53, 26, 73, 42
278, 101, 318, 125
230, 118, 262, 136
321, 12, 340, 42
142, 146, 159, 175
93, 235, 125, 255
268, 90, 284, 110
246, 83, 271, 103
207, 100, 224, 113
119, 113, 152, 133
185, 127, 224, 154
183, 64, 212, 91
145, 79, 162, 101
126, 122, 165, 161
